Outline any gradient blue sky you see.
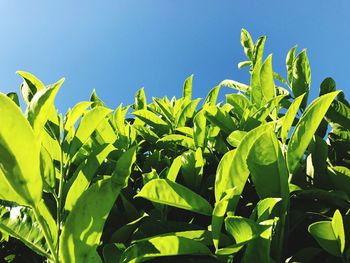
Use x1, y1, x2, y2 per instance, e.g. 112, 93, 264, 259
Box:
0, 1, 349, 112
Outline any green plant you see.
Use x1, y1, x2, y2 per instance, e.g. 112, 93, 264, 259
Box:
0, 29, 349, 263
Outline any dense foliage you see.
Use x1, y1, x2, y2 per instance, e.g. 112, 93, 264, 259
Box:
0, 29, 350, 263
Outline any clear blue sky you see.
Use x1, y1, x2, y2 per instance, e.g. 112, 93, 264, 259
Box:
0, 1, 349, 112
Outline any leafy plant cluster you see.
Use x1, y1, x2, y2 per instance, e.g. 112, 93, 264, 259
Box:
0, 29, 350, 263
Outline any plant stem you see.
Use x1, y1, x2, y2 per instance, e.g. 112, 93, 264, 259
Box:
33, 206, 58, 263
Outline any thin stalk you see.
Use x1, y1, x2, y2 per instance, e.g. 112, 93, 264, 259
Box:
56, 131, 65, 255
33, 207, 58, 263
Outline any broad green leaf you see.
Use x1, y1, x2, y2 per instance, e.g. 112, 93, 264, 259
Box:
240, 28, 254, 60
6, 92, 20, 106
326, 100, 350, 130
252, 36, 266, 68
183, 74, 193, 100
290, 49, 311, 109
286, 45, 297, 83
176, 126, 193, 137
0, 203, 50, 258
68, 106, 112, 159
281, 93, 305, 143
120, 235, 212, 263
0, 170, 26, 204
204, 85, 220, 106
238, 60, 252, 69
17, 71, 45, 104
0, 93, 42, 205
252, 95, 285, 121
212, 188, 238, 250
181, 148, 204, 190
111, 146, 137, 187
158, 134, 195, 150
64, 101, 92, 133
225, 216, 257, 244
134, 87, 147, 110
60, 179, 114, 263
27, 78, 63, 139
215, 123, 274, 202
133, 109, 170, 134
193, 110, 207, 148
135, 179, 213, 216
133, 124, 159, 143
177, 98, 201, 127
250, 198, 281, 223
320, 77, 336, 96
227, 130, 247, 147
332, 210, 345, 254
90, 89, 106, 108
247, 131, 289, 209
260, 54, 275, 102
220, 80, 250, 94
328, 166, 350, 197
64, 144, 115, 211
153, 97, 174, 124
40, 147, 56, 191
242, 219, 275, 263
308, 210, 345, 257
167, 155, 182, 182
226, 93, 251, 118
273, 71, 289, 87
287, 91, 340, 174
204, 105, 236, 134
250, 63, 263, 107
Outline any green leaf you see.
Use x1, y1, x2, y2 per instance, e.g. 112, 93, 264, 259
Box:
238, 61, 252, 69
250, 198, 281, 223
320, 77, 336, 96
90, 89, 106, 108
260, 54, 275, 102
332, 210, 345, 254
287, 91, 340, 174
183, 74, 193, 100
134, 87, 147, 110
17, 71, 45, 105
177, 98, 201, 127
133, 109, 170, 134
0, 203, 50, 258
204, 85, 220, 106
120, 235, 212, 263
226, 93, 251, 118
252, 36, 266, 68
40, 147, 56, 191
225, 216, 258, 244
215, 123, 274, 202
240, 29, 254, 60
290, 49, 311, 109
6, 92, 20, 106
204, 105, 237, 134
308, 210, 345, 257
247, 131, 289, 208
166, 156, 182, 182
68, 106, 113, 159
281, 93, 305, 143
328, 166, 350, 197
220, 79, 250, 94
64, 101, 92, 133
286, 45, 297, 83
326, 100, 350, 130
250, 63, 263, 107
227, 130, 247, 147
27, 78, 63, 139
0, 93, 42, 205
135, 179, 213, 216
193, 110, 207, 148
181, 148, 204, 190
212, 188, 239, 250
158, 134, 195, 150
64, 144, 115, 211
